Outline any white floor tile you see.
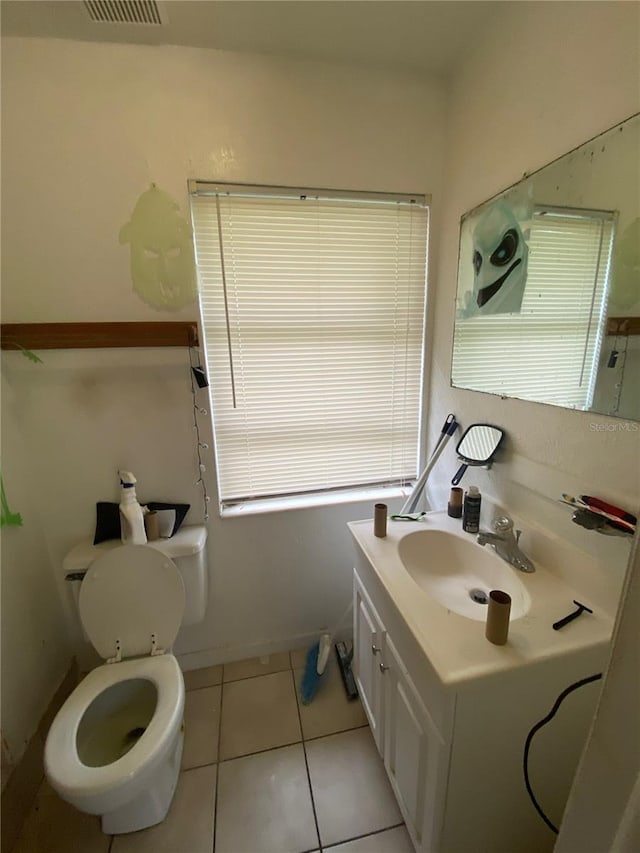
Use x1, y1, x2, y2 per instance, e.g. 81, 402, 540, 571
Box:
306, 728, 402, 847
181, 684, 221, 769
12, 779, 109, 853
326, 825, 412, 853
111, 765, 216, 853
295, 656, 367, 739
18, 653, 405, 853
216, 744, 318, 853
290, 647, 309, 669
183, 664, 223, 691
223, 652, 291, 682
219, 670, 301, 760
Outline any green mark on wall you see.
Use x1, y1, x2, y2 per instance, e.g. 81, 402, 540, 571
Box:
17, 345, 44, 364
119, 184, 197, 311
1, 477, 22, 528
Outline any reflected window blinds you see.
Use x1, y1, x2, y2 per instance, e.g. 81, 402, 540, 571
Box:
452, 208, 615, 409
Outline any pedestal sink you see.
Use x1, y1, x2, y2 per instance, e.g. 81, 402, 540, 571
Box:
398, 529, 531, 621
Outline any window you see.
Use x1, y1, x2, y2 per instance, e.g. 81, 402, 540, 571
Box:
190, 183, 429, 509
452, 207, 615, 409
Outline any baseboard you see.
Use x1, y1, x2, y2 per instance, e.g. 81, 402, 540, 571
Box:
177, 631, 322, 672
1, 660, 77, 853
177, 626, 355, 672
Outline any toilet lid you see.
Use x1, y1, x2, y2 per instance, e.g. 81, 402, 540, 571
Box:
78, 544, 185, 661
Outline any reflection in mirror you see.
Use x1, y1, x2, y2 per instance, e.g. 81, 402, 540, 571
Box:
452, 113, 639, 420
452, 424, 505, 485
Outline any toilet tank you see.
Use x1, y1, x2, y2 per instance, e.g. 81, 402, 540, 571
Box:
62, 525, 208, 626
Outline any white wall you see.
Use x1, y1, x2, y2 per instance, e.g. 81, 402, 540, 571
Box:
1, 38, 446, 665
555, 536, 640, 853
1, 374, 72, 770
426, 2, 640, 549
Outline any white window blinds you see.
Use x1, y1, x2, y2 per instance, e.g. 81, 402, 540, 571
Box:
452, 208, 615, 409
190, 184, 429, 505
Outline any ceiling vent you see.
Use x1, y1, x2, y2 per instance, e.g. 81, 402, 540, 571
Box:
84, 1, 164, 26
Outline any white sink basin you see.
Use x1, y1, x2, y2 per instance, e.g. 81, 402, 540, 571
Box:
398, 529, 531, 621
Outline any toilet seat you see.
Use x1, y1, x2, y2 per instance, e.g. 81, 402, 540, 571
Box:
44, 654, 184, 814
79, 545, 185, 661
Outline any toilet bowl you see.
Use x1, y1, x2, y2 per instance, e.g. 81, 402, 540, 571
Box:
45, 545, 187, 834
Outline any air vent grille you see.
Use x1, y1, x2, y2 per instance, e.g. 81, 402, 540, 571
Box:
84, 1, 163, 25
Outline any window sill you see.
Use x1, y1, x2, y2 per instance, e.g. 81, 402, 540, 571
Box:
220, 483, 413, 519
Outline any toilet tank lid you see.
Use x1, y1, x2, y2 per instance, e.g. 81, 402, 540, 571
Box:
63, 524, 208, 573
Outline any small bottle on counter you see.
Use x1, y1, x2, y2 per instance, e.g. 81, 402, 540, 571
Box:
462, 485, 481, 534
448, 487, 463, 519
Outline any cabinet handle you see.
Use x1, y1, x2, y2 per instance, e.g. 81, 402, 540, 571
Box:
379, 662, 389, 672
371, 644, 381, 655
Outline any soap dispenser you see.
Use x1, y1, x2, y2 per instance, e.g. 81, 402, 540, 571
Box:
118, 470, 147, 545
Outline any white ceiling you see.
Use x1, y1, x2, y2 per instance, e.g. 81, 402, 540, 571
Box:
0, 0, 499, 76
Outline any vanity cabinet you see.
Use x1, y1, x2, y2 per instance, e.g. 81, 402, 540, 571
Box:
352, 556, 607, 853
383, 635, 447, 851
354, 578, 385, 751
354, 571, 449, 852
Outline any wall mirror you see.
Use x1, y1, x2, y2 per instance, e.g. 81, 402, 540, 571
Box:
451, 113, 639, 421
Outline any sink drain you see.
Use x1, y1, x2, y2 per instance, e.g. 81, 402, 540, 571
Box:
469, 588, 489, 605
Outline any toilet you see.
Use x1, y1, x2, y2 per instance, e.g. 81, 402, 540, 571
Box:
45, 537, 205, 835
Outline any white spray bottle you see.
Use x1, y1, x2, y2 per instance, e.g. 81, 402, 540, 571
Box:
118, 470, 147, 545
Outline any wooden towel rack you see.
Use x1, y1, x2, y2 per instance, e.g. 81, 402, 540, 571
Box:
606, 317, 640, 337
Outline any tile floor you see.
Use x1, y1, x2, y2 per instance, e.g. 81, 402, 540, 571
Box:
11, 651, 413, 853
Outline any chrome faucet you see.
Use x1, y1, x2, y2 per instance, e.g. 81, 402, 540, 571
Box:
477, 516, 535, 573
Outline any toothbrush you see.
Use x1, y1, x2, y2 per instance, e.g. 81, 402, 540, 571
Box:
579, 496, 637, 526
561, 494, 589, 510
561, 494, 635, 533
563, 493, 636, 526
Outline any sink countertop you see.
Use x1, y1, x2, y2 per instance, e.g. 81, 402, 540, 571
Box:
348, 512, 614, 686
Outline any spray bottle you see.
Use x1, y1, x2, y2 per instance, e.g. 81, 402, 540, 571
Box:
118, 470, 147, 545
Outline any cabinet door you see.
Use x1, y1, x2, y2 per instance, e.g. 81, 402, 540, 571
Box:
353, 571, 385, 752
383, 636, 445, 852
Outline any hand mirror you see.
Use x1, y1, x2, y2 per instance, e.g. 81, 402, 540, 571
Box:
451, 424, 505, 485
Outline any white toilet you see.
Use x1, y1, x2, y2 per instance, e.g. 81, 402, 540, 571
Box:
45, 533, 206, 835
